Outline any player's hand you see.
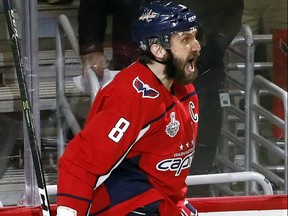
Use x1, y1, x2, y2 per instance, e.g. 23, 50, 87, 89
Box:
81, 52, 109, 80
178, 199, 198, 216
57, 206, 77, 216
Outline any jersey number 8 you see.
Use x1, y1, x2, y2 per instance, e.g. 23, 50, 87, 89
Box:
108, 118, 130, 143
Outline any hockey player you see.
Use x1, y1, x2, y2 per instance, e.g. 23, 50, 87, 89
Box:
57, 1, 200, 215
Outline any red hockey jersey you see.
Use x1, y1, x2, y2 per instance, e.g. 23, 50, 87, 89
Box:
57, 61, 199, 215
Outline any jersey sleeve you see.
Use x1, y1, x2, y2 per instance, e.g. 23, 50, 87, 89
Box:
57, 75, 158, 214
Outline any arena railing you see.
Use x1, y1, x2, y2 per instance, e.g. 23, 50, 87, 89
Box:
55, 14, 99, 158
249, 75, 288, 194
217, 24, 287, 195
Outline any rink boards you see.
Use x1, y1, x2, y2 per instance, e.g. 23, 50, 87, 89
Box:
0, 195, 287, 215
189, 195, 287, 216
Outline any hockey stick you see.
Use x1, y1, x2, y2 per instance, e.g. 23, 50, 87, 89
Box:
3, 0, 51, 215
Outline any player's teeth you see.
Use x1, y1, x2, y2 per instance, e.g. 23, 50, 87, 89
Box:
189, 62, 194, 72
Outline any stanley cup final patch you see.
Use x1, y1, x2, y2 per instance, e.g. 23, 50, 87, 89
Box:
165, 112, 180, 137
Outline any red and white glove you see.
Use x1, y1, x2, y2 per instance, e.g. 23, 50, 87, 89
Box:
57, 206, 77, 216
178, 199, 198, 216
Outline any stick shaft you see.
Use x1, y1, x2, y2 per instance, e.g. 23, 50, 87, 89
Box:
3, 0, 51, 215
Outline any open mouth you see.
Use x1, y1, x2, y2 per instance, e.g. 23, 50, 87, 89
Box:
185, 57, 196, 73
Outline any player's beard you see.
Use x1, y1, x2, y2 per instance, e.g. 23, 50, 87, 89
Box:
163, 50, 199, 85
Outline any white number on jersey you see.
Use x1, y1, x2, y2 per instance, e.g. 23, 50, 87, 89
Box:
108, 118, 130, 143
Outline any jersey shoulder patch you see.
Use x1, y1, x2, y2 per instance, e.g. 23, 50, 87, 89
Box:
133, 76, 159, 99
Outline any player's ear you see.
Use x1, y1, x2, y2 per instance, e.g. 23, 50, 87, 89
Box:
150, 43, 166, 60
